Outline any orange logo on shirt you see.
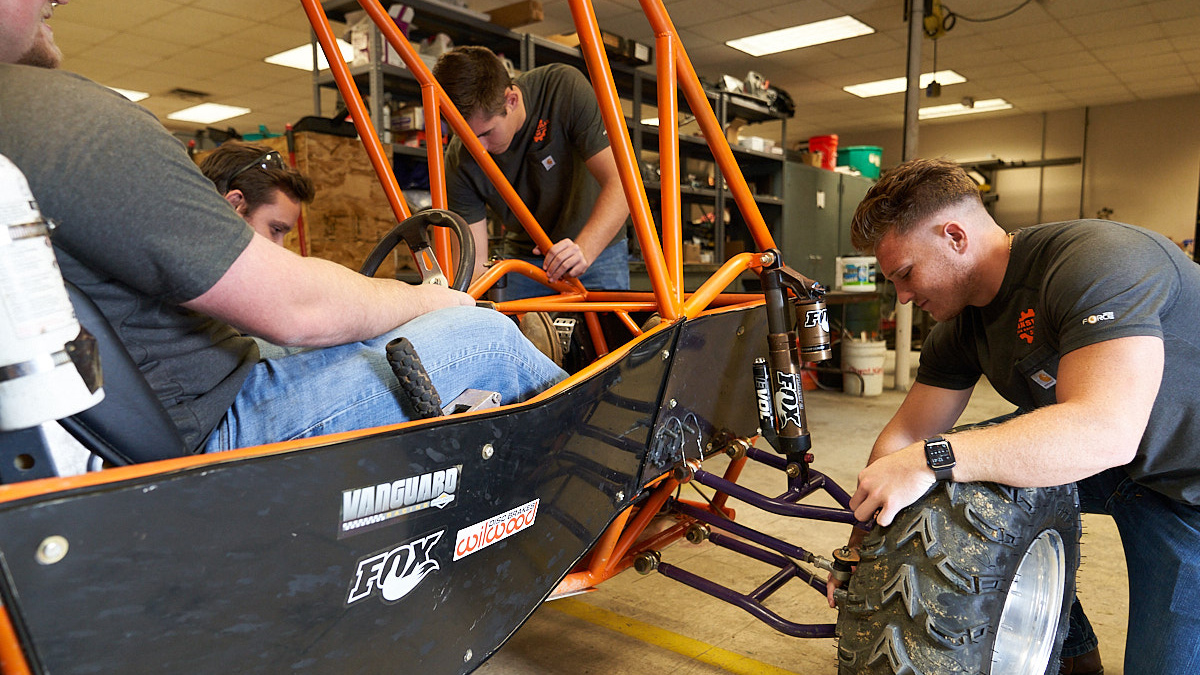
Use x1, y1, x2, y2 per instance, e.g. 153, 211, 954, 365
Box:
1017, 308, 1035, 344
534, 119, 548, 142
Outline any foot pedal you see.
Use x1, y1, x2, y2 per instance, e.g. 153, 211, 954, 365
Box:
553, 317, 577, 357
385, 337, 442, 419
442, 389, 501, 416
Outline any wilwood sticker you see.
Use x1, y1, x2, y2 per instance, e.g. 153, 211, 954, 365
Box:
453, 498, 539, 561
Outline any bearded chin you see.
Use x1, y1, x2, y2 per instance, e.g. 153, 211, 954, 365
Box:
19, 40, 62, 69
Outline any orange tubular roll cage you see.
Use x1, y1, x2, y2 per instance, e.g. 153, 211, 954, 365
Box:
300, 0, 787, 606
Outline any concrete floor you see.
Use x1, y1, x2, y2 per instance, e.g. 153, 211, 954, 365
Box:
479, 359, 1130, 675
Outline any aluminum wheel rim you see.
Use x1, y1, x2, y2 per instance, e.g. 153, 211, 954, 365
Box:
990, 528, 1066, 674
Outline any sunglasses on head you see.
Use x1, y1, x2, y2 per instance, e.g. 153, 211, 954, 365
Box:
219, 150, 286, 194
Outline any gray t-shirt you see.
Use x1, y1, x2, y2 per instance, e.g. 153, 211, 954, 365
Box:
918, 220, 1200, 503
0, 64, 257, 453
445, 63, 624, 257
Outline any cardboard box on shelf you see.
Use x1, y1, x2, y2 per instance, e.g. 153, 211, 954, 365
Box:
393, 105, 424, 131
798, 151, 823, 168
738, 136, 769, 152
545, 30, 652, 66
682, 242, 702, 264
487, 0, 543, 28
546, 32, 580, 47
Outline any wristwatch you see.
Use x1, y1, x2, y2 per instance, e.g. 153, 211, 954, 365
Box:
924, 436, 956, 481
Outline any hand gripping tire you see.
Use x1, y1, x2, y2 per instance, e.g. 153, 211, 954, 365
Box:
836, 481, 1081, 675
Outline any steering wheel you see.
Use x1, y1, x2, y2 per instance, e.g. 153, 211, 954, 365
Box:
358, 208, 475, 292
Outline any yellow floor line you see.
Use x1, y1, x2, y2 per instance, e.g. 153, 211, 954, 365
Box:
546, 597, 800, 675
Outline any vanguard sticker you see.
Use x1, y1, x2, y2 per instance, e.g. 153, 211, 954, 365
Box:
346, 530, 443, 606
453, 499, 539, 561
339, 465, 461, 538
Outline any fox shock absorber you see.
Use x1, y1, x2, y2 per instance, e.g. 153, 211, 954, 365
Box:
756, 251, 831, 471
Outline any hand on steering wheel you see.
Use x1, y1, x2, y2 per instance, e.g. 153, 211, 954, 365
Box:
358, 209, 475, 292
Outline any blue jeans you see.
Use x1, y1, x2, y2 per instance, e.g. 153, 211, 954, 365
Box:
498, 238, 630, 301
1063, 467, 1200, 673
204, 306, 566, 452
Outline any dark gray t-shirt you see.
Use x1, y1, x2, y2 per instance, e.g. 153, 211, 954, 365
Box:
445, 63, 624, 257
918, 220, 1200, 503
0, 64, 257, 453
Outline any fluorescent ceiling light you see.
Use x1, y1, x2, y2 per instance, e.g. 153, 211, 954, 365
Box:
919, 98, 1012, 120
265, 39, 355, 71
108, 86, 149, 102
726, 16, 874, 57
167, 103, 252, 124
844, 70, 966, 98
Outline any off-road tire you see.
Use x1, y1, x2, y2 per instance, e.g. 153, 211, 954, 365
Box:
837, 481, 1081, 674
386, 337, 442, 419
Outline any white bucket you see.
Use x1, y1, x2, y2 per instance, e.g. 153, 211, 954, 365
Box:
842, 339, 886, 396
835, 256, 877, 292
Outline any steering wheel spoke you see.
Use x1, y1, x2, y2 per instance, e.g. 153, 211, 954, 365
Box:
359, 209, 475, 291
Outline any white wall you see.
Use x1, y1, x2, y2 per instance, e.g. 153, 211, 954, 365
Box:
838, 94, 1200, 243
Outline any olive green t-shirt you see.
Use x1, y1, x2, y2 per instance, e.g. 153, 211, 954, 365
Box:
445, 63, 625, 257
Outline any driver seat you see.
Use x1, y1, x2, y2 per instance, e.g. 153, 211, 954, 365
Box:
57, 282, 189, 466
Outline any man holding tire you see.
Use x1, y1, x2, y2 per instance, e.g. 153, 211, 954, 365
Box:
829, 157, 1200, 674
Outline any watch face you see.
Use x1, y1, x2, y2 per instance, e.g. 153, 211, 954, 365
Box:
926, 439, 954, 469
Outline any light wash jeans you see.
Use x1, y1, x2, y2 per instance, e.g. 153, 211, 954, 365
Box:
1063, 467, 1200, 673
498, 238, 630, 301
204, 306, 566, 452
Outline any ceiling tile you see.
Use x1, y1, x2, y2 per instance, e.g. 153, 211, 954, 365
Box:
124, 6, 256, 48
1091, 38, 1180, 62
1148, 0, 1200, 21
1076, 23, 1167, 49
53, 0, 178, 32
1038, 63, 1111, 83
1057, 6, 1161, 34
51, 19, 119, 53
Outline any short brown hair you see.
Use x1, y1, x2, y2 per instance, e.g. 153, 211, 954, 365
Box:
850, 157, 982, 253
199, 140, 315, 214
433, 46, 511, 120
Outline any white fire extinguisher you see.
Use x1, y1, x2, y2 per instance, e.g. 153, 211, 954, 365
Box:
0, 153, 103, 431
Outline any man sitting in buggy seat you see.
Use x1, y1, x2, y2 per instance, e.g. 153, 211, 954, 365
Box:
0, 0, 566, 456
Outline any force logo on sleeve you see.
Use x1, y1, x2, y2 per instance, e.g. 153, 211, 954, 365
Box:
1082, 311, 1115, 325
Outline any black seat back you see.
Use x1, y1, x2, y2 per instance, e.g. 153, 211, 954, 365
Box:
58, 283, 189, 465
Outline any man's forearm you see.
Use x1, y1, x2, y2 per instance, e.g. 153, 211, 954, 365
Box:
185, 234, 472, 347
948, 402, 1140, 486
850, 337, 1161, 526
261, 259, 465, 346
575, 146, 631, 262
574, 178, 630, 261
